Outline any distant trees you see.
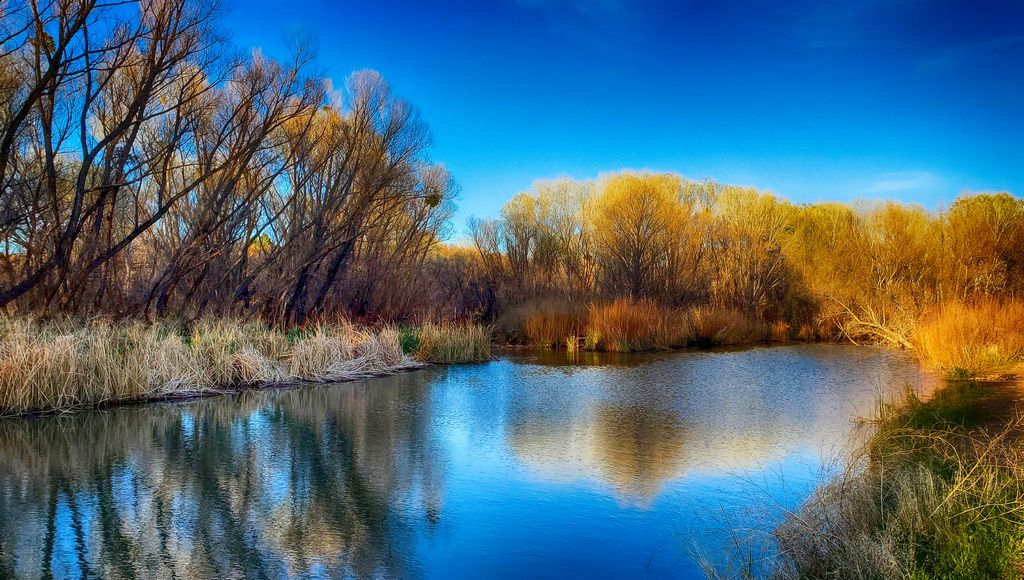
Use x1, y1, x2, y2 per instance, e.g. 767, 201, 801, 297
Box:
942, 193, 1024, 298
468, 170, 1024, 347
0, 0, 456, 323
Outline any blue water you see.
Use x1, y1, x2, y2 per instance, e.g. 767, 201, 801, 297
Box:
0, 344, 936, 578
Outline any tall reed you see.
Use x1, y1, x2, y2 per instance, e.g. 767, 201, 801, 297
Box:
586, 299, 691, 352
915, 298, 1024, 377
689, 306, 764, 346
522, 302, 585, 348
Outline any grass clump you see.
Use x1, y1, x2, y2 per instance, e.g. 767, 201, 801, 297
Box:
688, 306, 764, 347
585, 299, 691, 352
773, 381, 1024, 579
915, 298, 1024, 378
408, 322, 493, 363
523, 302, 586, 348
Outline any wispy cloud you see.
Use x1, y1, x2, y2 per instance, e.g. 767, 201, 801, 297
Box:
864, 171, 943, 194
514, 0, 627, 19
917, 34, 1024, 71
506, 0, 642, 49
790, 0, 924, 48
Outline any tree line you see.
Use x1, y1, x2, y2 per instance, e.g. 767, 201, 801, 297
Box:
463, 172, 1024, 345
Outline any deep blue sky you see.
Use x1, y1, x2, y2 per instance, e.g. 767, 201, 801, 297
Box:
223, 0, 1023, 231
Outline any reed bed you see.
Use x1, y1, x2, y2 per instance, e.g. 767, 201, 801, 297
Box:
915, 298, 1024, 378
516, 300, 782, 352
523, 302, 585, 348
0, 317, 489, 416
688, 306, 765, 346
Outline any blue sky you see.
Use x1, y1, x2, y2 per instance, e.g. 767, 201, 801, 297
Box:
223, 0, 1024, 231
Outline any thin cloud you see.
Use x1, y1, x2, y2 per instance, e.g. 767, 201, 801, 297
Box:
864, 171, 943, 194
789, 0, 924, 48
514, 0, 627, 19
917, 34, 1024, 71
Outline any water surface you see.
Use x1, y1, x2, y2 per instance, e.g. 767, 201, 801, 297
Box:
0, 344, 936, 578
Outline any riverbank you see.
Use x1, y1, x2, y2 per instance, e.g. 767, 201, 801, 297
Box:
705, 373, 1024, 578
0, 318, 491, 417
768, 374, 1024, 578
503, 299, 1024, 379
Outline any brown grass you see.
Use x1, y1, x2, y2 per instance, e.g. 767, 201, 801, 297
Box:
523, 302, 585, 348
915, 298, 1024, 377
517, 300, 789, 351
689, 306, 764, 346
0, 317, 428, 416
769, 320, 792, 342
585, 299, 692, 352
796, 323, 818, 342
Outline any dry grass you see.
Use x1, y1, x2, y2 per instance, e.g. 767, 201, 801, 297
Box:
796, 323, 818, 342
522, 302, 585, 348
772, 384, 1024, 578
769, 320, 792, 342
409, 321, 493, 363
689, 306, 764, 346
915, 298, 1024, 377
0, 317, 431, 416
586, 299, 691, 352
516, 300, 787, 352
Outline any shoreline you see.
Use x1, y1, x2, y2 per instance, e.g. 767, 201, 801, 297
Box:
2, 337, 922, 420
756, 372, 1024, 577
0, 319, 491, 418
1, 360, 432, 420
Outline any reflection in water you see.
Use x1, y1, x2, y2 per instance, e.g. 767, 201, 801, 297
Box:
0, 373, 445, 578
0, 345, 937, 578
506, 345, 937, 507
508, 405, 688, 503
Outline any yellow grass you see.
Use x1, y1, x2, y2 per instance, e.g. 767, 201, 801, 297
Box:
0, 317, 427, 416
796, 323, 818, 342
915, 299, 1024, 377
770, 320, 792, 342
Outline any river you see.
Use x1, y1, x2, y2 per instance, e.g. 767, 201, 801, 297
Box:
0, 344, 937, 578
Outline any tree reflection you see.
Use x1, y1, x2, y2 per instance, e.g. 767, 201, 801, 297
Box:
0, 372, 443, 578
587, 405, 688, 500
506, 403, 689, 505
